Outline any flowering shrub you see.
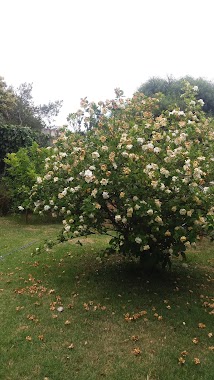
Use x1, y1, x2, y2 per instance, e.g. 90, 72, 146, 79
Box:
30, 83, 214, 267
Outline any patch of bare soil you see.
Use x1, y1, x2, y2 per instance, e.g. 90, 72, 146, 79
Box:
68, 237, 96, 245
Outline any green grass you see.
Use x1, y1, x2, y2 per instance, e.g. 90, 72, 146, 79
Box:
0, 216, 213, 380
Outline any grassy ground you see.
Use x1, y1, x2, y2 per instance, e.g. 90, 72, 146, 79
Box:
0, 216, 213, 380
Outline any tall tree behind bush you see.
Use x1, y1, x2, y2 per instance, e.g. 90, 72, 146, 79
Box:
0, 77, 62, 131
138, 76, 214, 116
0, 76, 62, 173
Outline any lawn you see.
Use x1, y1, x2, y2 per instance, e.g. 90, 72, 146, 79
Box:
0, 216, 213, 380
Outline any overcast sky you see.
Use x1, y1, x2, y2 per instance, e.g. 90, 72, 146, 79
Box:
1, 0, 214, 125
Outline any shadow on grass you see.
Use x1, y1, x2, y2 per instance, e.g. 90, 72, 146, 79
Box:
41, 244, 213, 306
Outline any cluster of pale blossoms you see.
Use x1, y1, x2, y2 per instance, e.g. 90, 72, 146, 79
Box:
30, 85, 214, 258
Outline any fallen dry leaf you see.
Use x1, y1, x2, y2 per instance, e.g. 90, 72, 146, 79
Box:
132, 347, 141, 356
178, 357, 185, 365
125, 310, 147, 322
192, 337, 199, 344
32, 261, 39, 267
181, 350, 188, 356
64, 320, 71, 325
194, 357, 200, 365
83, 303, 90, 311
131, 335, 139, 342
208, 333, 213, 338
68, 343, 74, 349
25, 336, 32, 341
27, 314, 38, 322
16, 306, 24, 311
198, 323, 206, 329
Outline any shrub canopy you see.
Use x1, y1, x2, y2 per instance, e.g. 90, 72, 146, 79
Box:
30, 83, 214, 266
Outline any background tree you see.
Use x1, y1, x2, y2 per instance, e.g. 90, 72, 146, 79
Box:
138, 76, 214, 116
0, 78, 63, 131
0, 76, 62, 174
0, 76, 17, 123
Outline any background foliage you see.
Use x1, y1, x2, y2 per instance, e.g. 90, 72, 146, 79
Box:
0, 76, 62, 174
138, 76, 214, 116
2, 143, 52, 214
